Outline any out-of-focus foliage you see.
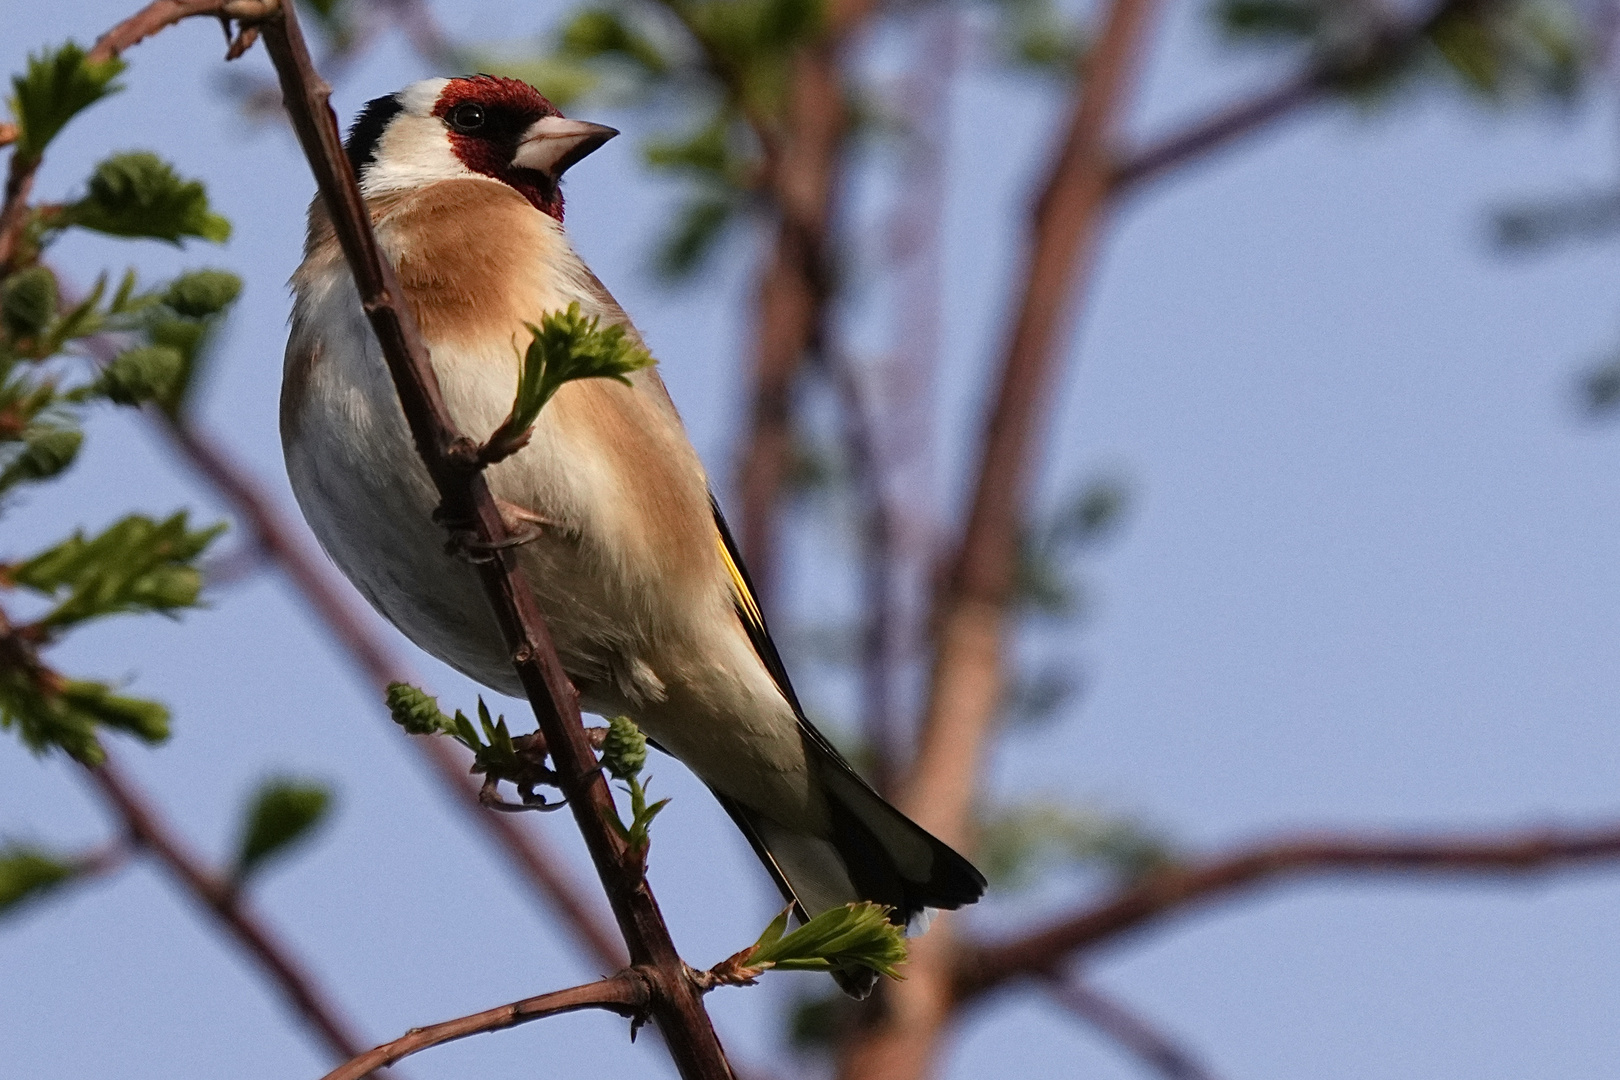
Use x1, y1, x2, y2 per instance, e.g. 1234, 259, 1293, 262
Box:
232, 778, 334, 884
978, 800, 1173, 888
0, 844, 79, 916
1014, 477, 1131, 616
7, 42, 124, 164
981, 0, 1086, 71
1216, 0, 1589, 100
1, 42, 232, 767
60, 153, 232, 245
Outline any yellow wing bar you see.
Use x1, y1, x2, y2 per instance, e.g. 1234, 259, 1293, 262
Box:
716, 527, 764, 629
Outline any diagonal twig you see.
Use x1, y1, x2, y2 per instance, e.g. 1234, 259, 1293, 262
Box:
84, 755, 396, 1078
1112, 0, 1499, 192
956, 821, 1620, 997
1046, 978, 1223, 1080
316, 969, 653, 1080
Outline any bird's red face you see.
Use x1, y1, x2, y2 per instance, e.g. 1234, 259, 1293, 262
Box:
431, 76, 616, 221
345, 76, 617, 223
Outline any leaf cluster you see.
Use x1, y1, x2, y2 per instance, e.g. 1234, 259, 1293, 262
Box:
735, 901, 907, 982
595, 715, 669, 860
483, 302, 654, 463
978, 0, 1087, 73
0, 667, 170, 764
1, 514, 222, 763
1015, 477, 1130, 617
1215, 0, 1589, 101
8, 42, 124, 164
978, 800, 1173, 888
60, 152, 232, 245
10, 513, 224, 632
385, 682, 534, 778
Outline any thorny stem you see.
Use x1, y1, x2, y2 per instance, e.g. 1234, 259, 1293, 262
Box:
316, 970, 654, 1080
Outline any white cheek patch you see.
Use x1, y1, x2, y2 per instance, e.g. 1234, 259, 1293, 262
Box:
361, 112, 479, 198
397, 78, 449, 114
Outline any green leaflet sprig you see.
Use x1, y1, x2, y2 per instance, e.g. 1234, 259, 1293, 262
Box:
8, 512, 225, 631
8, 43, 125, 163
480, 302, 654, 465
596, 715, 669, 866
60, 152, 231, 245
0, 669, 170, 764
712, 902, 908, 985
384, 682, 562, 808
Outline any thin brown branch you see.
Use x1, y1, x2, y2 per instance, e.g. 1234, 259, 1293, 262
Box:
1046, 978, 1223, 1080
317, 970, 652, 1080
736, 40, 843, 599
87, 0, 272, 63
1111, 68, 1323, 192
957, 821, 1620, 998
838, 4, 1164, 1078
83, 755, 391, 1076
827, 355, 900, 794
1112, 0, 1496, 192
253, 5, 732, 1076
0, 0, 258, 288
906, 0, 1163, 866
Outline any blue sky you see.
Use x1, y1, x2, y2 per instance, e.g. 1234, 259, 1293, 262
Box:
3, 1, 1619, 1079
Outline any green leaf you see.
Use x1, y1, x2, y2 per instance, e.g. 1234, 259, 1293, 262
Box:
95, 345, 184, 407
11, 512, 225, 628
9, 42, 126, 161
232, 777, 333, 882
58, 679, 168, 744
1, 267, 58, 339
0, 845, 78, 916
1216, 0, 1322, 40
601, 714, 648, 779
743, 901, 907, 981
558, 8, 669, 75
0, 427, 82, 492
655, 193, 737, 280
0, 671, 168, 764
385, 681, 454, 736
164, 269, 241, 317
1051, 478, 1130, 546
484, 302, 654, 460
62, 152, 231, 245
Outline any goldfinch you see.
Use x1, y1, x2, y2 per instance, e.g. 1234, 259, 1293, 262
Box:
280, 76, 985, 992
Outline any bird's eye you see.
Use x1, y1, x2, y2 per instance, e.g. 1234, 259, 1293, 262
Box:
447, 104, 486, 133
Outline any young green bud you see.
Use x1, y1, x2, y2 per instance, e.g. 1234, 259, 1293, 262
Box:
385, 682, 451, 735
601, 714, 648, 779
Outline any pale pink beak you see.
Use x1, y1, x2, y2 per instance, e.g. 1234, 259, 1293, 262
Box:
511, 116, 619, 179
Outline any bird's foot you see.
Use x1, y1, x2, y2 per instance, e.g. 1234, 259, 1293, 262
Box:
433, 500, 557, 563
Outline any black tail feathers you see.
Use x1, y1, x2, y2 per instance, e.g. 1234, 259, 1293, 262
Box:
713, 744, 987, 999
